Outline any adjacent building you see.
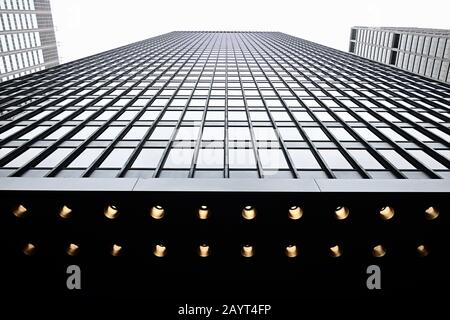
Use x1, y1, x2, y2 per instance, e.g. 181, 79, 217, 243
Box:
0, 0, 59, 82
349, 27, 450, 83
0, 31, 448, 300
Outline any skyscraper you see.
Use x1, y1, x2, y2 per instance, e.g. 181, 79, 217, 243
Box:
0, 31, 448, 302
349, 26, 450, 83
0, 0, 59, 82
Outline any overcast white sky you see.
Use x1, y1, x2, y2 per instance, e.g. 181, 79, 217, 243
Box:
50, 0, 450, 63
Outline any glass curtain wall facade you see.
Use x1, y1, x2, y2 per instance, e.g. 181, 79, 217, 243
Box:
0, 31, 449, 301
0, 0, 59, 82
0, 31, 449, 179
349, 26, 450, 83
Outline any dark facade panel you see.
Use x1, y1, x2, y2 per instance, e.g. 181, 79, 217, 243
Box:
0, 184, 448, 302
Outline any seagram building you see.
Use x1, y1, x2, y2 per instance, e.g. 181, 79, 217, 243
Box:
0, 31, 449, 302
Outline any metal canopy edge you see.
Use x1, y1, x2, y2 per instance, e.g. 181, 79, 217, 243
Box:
0, 178, 449, 193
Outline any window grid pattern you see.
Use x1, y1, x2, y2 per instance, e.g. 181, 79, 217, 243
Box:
0, 31, 449, 180
0, 0, 59, 82
349, 26, 450, 83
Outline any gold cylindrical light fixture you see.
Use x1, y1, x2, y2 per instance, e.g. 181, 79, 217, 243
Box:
13, 204, 28, 218
417, 244, 429, 257
150, 205, 165, 219
59, 205, 72, 219
379, 206, 395, 220
329, 245, 342, 258
425, 207, 439, 220
198, 244, 210, 257
104, 205, 119, 219
242, 206, 256, 220
22, 243, 36, 256
372, 245, 386, 258
288, 206, 303, 220
198, 206, 210, 220
335, 206, 349, 220
66, 243, 79, 256
241, 245, 254, 257
285, 245, 298, 258
153, 244, 167, 257
111, 244, 122, 257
